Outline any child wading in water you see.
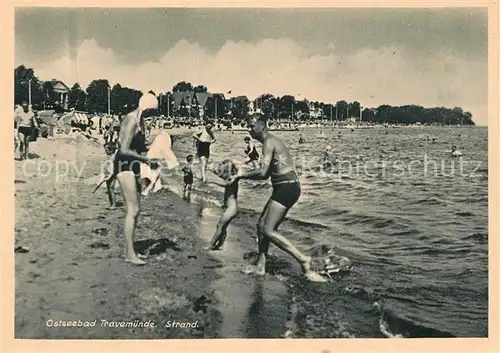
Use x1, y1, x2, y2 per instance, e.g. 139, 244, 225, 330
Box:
244, 136, 260, 169
182, 154, 195, 200
206, 159, 239, 250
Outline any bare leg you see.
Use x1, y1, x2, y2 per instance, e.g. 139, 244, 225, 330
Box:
259, 206, 289, 262
200, 157, 208, 183
258, 200, 325, 282
18, 132, 26, 160
23, 135, 30, 159
116, 171, 145, 265
106, 177, 117, 209
208, 199, 237, 250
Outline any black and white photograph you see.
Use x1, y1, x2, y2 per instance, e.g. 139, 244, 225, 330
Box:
11, 6, 490, 341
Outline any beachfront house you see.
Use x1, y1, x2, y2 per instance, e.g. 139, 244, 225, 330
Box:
47, 79, 70, 110
171, 91, 227, 119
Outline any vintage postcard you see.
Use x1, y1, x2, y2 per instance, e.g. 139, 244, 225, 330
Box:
1, 1, 498, 353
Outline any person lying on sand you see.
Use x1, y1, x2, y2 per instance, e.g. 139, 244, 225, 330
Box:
205, 159, 240, 250
228, 113, 326, 282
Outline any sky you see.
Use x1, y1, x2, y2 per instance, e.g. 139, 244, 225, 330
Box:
15, 8, 488, 125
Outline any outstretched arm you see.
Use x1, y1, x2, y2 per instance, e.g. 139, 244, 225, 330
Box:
237, 140, 273, 180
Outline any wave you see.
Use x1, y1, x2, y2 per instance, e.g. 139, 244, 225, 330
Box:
455, 211, 474, 217
339, 213, 410, 231
374, 302, 455, 338
389, 229, 421, 236
463, 232, 488, 243
410, 197, 445, 206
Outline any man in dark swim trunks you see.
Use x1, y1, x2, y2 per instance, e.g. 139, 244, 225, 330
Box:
193, 120, 216, 183
15, 101, 39, 160
229, 113, 325, 282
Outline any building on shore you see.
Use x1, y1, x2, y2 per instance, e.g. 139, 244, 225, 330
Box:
46, 79, 70, 110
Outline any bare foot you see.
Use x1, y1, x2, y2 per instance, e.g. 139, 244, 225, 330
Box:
241, 265, 265, 276
302, 256, 327, 282
125, 257, 146, 266
106, 205, 118, 210
203, 245, 221, 251
304, 270, 327, 282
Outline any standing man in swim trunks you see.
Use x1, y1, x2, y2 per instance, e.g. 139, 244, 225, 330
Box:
15, 101, 39, 160
244, 136, 260, 169
229, 113, 325, 282
193, 120, 216, 183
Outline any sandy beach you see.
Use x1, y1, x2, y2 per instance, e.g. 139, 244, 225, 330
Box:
14, 131, 289, 339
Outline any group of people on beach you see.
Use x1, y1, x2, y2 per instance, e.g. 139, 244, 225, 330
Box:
106, 92, 325, 281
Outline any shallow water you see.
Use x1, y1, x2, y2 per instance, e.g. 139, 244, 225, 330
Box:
173, 126, 488, 338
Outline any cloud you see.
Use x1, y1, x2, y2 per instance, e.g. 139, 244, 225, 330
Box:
15, 37, 487, 125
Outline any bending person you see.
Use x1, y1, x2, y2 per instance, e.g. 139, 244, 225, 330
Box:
114, 93, 161, 265
229, 113, 325, 282
193, 120, 216, 183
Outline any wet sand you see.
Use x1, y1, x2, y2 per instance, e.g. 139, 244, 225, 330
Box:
14, 132, 288, 339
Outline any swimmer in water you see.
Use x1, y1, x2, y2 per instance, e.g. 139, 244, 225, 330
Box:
298, 134, 306, 144
322, 145, 337, 170
244, 136, 260, 169
228, 113, 326, 282
338, 131, 342, 138
182, 154, 195, 201
450, 145, 462, 157
206, 159, 240, 250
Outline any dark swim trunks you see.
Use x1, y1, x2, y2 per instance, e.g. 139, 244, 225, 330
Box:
270, 171, 301, 208
183, 174, 194, 185
18, 126, 33, 138
197, 141, 211, 159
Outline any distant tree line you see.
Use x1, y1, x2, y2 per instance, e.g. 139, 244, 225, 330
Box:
14, 65, 475, 125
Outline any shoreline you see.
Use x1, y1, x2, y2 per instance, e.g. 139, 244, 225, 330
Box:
14, 133, 290, 339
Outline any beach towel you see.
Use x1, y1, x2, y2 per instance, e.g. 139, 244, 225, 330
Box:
140, 131, 179, 196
